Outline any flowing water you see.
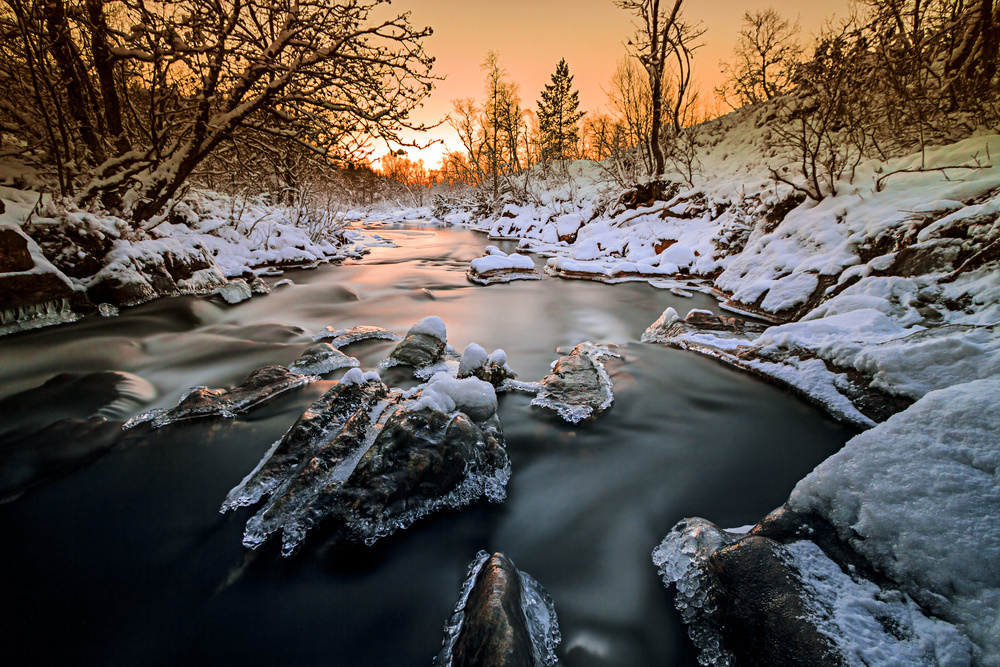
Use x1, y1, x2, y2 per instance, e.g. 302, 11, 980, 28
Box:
0, 223, 851, 666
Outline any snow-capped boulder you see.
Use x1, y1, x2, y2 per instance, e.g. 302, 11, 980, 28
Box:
383, 316, 449, 370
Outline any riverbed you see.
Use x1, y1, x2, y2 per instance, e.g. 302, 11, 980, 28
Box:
0, 223, 851, 666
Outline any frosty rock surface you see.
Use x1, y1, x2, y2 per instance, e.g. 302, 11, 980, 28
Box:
223, 372, 511, 554
312, 324, 402, 347
287, 343, 359, 375
531, 342, 617, 422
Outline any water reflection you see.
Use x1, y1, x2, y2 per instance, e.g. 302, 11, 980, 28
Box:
0, 224, 850, 666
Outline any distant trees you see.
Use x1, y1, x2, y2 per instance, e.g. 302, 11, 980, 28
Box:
446, 51, 532, 196
537, 59, 585, 161
0, 0, 436, 224
718, 8, 803, 108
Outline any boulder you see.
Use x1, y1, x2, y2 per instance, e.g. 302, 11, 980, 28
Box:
228, 370, 510, 554
449, 553, 536, 667
313, 324, 402, 347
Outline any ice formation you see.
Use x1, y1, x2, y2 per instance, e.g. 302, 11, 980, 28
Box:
124, 365, 317, 429
222, 370, 510, 554
287, 343, 359, 375
312, 324, 402, 347
214, 279, 253, 304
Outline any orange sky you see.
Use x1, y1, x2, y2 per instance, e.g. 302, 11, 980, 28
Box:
382, 0, 851, 169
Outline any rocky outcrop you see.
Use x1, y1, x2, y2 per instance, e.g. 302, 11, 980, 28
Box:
86, 238, 228, 307
653, 380, 997, 666
0, 224, 87, 335
437, 551, 560, 667
124, 365, 317, 429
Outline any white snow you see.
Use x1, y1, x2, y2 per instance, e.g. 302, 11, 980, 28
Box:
406, 315, 447, 342
789, 379, 1000, 664
408, 371, 498, 422
339, 368, 381, 387
458, 343, 487, 377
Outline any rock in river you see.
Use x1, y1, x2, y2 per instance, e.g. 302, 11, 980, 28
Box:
225, 368, 511, 554
531, 342, 618, 423
382, 316, 450, 371
436, 551, 560, 667
125, 365, 317, 429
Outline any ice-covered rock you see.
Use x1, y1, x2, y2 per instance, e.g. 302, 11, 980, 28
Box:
124, 365, 316, 429
215, 278, 253, 304
641, 307, 768, 345
312, 324, 402, 347
531, 342, 618, 423
287, 343, 359, 375
382, 316, 449, 370
436, 551, 560, 667
223, 372, 510, 554
0, 223, 86, 335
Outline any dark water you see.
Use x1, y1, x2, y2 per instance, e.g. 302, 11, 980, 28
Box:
0, 224, 851, 666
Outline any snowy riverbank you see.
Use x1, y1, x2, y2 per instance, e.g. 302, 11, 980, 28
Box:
425, 106, 1000, 665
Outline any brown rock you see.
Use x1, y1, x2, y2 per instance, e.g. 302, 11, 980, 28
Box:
451, 553, 535, 667
0, 227, 35, 272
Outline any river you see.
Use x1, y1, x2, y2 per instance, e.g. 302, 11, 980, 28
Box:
0, 223, 851, 666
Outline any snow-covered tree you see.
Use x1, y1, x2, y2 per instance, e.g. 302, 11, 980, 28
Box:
536, 59, 585, 161
0, 0, 436, 225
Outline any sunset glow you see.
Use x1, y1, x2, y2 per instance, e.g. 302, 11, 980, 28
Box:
389, 0, 850, 169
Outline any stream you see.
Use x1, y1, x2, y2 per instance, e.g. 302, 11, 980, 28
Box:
0, 223, 851, 666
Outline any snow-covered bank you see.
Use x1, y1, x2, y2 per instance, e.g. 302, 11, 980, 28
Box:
654, 379, 1000, 666
429, 106, 1000, 425
0, 187, 376, 335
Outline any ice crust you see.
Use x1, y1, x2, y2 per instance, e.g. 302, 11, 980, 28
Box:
312, 324, 402, 347
434, 551, 561, 667
287, 343, 359, 375
224, 368, 510, 554
652, 518, 739, 666
784, 540, 974, 666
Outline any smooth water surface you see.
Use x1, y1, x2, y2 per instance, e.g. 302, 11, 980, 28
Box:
0, 223, 851, 666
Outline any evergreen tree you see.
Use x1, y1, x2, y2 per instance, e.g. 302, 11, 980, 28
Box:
537, 59, 586, 161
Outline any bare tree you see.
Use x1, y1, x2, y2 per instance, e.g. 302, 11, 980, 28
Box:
718, 8, 803, 108
0, 0, 436, 224
615, 0, 704, 177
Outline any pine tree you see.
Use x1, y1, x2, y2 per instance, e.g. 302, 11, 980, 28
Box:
537, 59, 585, 161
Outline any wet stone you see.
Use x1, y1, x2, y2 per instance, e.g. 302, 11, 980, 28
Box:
125, 365, 316, 429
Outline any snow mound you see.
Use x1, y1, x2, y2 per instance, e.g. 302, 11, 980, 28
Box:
407, 315, 447, 342
789, 378, 1000, 664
